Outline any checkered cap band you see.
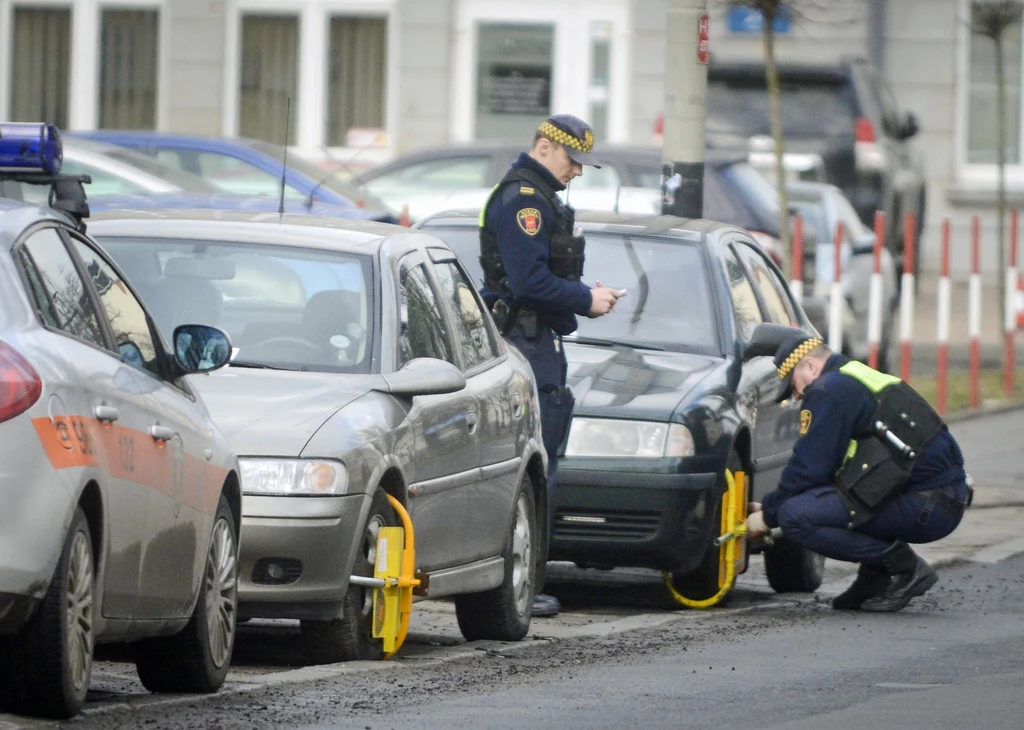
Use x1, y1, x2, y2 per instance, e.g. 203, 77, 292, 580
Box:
538, 121, 594, 153
777, 338, 823, 380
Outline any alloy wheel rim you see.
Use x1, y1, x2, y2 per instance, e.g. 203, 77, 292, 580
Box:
510, 494, 532, 615
204, 517, 238, 669
66, 530, 94, 693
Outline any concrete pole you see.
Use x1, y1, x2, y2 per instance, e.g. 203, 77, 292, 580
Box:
661, 0, 708, 218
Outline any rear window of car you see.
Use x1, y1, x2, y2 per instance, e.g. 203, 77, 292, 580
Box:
424, 226, 718, 355
707, 79, 854, 139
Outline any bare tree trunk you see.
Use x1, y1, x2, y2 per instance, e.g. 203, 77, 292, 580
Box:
763, 10, 792, 279
996, 33, 1008, 324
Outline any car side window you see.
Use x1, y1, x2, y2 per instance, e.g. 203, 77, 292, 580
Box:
15, 227, 106, 346
68, 237, 162, 377
431, 259, 499, 370
722, 245, 764, 341
364, 157, 491, 197
736, 242, 798, 326
398, 260, 455, 366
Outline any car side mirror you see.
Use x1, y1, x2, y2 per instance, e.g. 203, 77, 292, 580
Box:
173, 324, 232, 374
851, 232, 876, 256
742, 323, 805, 362
378, 357, 467, 396
901, 112, 919, 140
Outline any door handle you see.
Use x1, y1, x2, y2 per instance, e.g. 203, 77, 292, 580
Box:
511, 392, 524, 418
465, 411, 478, 433
150, 425, 175, 442
94, 405, 120, 423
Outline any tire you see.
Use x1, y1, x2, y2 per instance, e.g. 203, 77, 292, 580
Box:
763, 536, 825, 593
300, 487, 396, 664
455, 477, 536, 641
135, 494, 239, 693
0, 508, 94, 719
668, 450, 744, 603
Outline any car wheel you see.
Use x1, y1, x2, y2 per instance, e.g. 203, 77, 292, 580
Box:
763, 537, 825, 593
0, 508, 94, 719
300, 487, 396, 664
135, 494, 239, 693
667, 450, 744, 603
454, 477, 537, 642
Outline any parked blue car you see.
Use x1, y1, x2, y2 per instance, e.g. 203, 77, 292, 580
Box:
68, 131, 398, 223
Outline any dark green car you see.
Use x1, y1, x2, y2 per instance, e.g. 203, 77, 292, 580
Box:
419, 210, 826, 600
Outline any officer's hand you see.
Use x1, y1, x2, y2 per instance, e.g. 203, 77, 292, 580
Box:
588, 281, 622, 318
746, 510, 768, 537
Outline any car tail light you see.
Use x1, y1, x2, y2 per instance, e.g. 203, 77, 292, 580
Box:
0, 340, 42, 423
855, 117, 875, 143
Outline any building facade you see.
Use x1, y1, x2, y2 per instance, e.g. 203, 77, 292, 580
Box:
0, 0, 1013, 275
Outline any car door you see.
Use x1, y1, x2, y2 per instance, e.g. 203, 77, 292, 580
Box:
67, 234, 213, 619
733, 240, 804, 496
395, 251, 479, 571
426, 249, 520, 563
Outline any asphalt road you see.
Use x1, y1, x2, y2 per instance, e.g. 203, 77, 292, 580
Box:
4, 408, 1024, 730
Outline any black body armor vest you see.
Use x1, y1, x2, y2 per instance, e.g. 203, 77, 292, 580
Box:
479, 166, 586, 295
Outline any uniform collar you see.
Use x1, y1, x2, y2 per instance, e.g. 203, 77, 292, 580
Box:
822, 353, 850, 375
513, 152, 567, 193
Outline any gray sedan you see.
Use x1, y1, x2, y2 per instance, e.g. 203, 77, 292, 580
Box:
91, 211, 547, 664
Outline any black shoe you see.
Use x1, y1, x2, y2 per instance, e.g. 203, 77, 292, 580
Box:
831, 563, 888, 610
860, 541, 938, 613
532, 593, 560, 617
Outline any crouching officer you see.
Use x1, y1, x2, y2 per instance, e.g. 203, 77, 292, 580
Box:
480, 114, 622, 617
744, 324, 971, 612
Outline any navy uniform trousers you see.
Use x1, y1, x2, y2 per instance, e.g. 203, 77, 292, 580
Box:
775, 478, 970, 564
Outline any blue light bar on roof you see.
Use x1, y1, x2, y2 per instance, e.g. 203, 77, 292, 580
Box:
0, 123, 63, 174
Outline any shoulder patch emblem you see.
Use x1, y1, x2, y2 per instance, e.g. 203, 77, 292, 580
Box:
800, 409, 812, 436
520, 185, 535, 196
517, 208, 542, 236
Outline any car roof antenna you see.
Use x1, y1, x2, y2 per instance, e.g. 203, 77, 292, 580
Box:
278, 96, 291, 221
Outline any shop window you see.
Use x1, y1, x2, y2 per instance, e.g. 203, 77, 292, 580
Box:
99, 10, 159, 130
240, 15, 298, 144
10, 8, 70, 127
475, 23, 554, 140
327, 16, 387, 147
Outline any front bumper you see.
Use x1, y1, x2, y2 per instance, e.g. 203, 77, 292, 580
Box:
237, 492, 368, 620
551, 462, 720, 574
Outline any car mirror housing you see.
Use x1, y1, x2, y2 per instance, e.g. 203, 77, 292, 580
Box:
851, 232, 876, 256
379, 357, 467, 396
172, 324, 232, 374
901, 112, 919, 140
742, 322, 806, 362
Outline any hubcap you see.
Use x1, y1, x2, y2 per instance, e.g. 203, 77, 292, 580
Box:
204, 517, 238, 669
510, 493, 532, 615
66, 530, 94, 694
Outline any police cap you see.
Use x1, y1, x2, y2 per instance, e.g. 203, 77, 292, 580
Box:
743, 323, 823, 402
538, 114, 601, 168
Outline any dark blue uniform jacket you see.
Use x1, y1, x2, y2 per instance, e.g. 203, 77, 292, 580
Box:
762, 354, 966, 527
483, 153, 592, 335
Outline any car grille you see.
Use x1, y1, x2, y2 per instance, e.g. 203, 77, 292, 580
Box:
554, 508, 660, 541
251, 558, 303, 585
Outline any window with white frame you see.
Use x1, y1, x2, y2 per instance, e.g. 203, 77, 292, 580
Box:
966, 4, 1022, 166
99, 9, 159, 129
326, 16, 387, 147
239, 14, 299, 144
10, 7, 71, 127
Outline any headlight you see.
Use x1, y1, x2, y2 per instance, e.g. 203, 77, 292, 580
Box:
240, 458, 347, 496
565, 419, 695, 458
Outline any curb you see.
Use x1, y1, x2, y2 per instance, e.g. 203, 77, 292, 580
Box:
944, 398, 1024, 424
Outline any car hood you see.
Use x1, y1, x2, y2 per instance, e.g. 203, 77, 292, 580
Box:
565, 342, 723, 420
189, 368, 382, 456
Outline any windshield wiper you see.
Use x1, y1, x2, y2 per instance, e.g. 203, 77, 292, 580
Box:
228, 360, 304, 371
564, 335, 665, 351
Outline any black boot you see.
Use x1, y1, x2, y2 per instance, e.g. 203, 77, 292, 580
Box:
831, 563, 888, 610
860, 541, 938, 613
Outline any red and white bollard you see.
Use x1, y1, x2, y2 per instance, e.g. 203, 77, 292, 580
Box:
936, 219, 951, 415
867, 211, 885, 370
790, 214, 804, 304
899, 213, 917, 382
970, 216, 982, 409
1004, 210, 1018, 398
828, 221, 844, 352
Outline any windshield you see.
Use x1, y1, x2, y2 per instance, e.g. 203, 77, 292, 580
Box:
98, 236, 376, 373
707, 80, 854, 139
426, 227, 718, 354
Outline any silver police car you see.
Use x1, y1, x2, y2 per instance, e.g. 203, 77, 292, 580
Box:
91, 210, 547, 665
0, 124, 241, 719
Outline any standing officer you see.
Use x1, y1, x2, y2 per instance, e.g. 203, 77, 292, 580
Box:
744, 324, 971, 612
480, 114, 622, 617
